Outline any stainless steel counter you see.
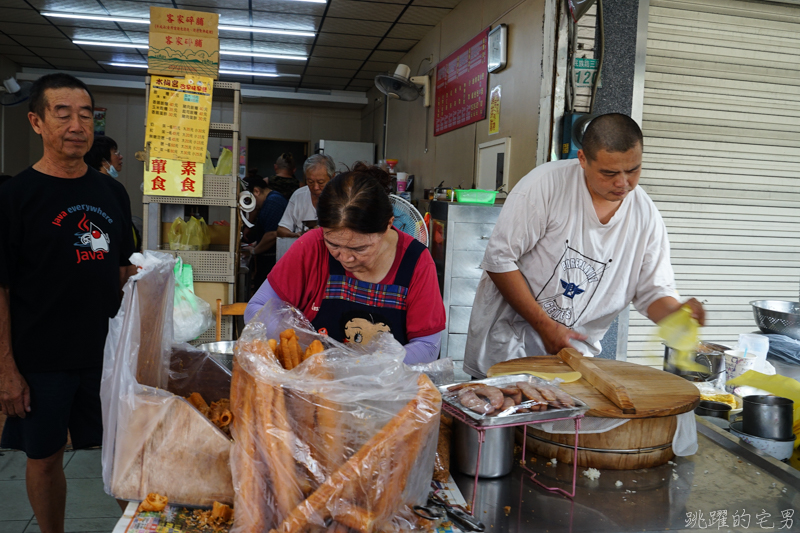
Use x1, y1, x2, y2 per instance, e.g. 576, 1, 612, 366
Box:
451, 417, 800, 532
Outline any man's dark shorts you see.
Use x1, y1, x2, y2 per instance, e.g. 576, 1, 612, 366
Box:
1, 368, 103, 460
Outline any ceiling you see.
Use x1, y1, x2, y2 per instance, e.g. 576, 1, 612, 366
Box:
0, 0, 460, 92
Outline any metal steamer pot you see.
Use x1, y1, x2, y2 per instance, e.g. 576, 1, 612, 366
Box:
663, 342, 730, 389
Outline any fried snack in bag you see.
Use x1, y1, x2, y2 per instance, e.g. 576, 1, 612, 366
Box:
230, 300, 441, 533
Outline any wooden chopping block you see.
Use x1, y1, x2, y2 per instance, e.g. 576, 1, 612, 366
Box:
487, 356, 700, 419
556, 348, 636, 414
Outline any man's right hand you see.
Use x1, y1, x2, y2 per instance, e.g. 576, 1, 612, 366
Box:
539, 319, 588, 355
0, 366, 30, 418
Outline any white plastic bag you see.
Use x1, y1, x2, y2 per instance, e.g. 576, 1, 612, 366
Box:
172, 258, 213, 342
101, 251, 234, 506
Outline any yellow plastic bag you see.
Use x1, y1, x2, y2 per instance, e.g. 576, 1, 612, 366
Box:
657, 305, 705, 373
727, 371, 800, 447
215, 147, 233, 176
168, 216, 211, 251
168, 217, 186, 251
205, 150, 214, 173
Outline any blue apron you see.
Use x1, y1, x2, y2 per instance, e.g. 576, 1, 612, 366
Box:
311, 239, 426, 346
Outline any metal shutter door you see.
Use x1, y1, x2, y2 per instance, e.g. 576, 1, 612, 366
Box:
628, 0, 800, 365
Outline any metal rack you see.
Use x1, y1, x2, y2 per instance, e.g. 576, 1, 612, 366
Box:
442, 403, 583, 513
141, 77, 242, 342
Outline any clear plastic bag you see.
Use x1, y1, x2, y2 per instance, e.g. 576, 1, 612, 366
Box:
408, 356, 455, 386
172, 258, 213, 342
101, 251, 234, 506
231, 300, 442, 532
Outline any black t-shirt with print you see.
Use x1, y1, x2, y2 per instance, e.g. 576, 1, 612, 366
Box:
0, 166, 135, 373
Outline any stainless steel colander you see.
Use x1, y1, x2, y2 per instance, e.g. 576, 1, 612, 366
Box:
751, 300, 800, 340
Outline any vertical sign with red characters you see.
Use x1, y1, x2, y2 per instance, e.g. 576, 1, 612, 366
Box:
148, 7, 219, 79
143, 158, 203, 197
434, 28, 490, 136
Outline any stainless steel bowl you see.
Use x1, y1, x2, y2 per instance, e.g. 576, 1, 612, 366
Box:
196, 341, 235, 370
750, 300, 800, 340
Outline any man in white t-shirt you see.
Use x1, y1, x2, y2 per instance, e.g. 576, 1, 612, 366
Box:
277, 154, 335, 238
463, 113, 704, 378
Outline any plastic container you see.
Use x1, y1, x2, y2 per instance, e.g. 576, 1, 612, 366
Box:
455, 189, 498, 205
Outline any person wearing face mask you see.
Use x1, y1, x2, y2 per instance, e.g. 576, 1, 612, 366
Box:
245, 163, 446, 364
277, 154, 335, 238
84, 135, 123, 178
84, 135, 141, 252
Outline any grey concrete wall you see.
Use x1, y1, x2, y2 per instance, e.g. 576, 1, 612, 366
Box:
592, 0, 640, 116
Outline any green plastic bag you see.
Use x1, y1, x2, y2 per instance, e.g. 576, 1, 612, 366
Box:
215, 147, 233, 176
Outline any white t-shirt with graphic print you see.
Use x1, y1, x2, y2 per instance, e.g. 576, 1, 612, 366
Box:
278, 186, 317, 233
463, 158, 678, 378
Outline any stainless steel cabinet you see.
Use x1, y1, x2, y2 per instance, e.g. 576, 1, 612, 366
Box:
429, 201, 503, 381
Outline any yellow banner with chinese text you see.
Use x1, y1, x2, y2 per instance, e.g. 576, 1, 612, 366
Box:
144, 158, 204, 197
145, 75, 213, 163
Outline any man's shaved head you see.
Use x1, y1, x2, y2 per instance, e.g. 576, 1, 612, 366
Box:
581, 113, 643, 161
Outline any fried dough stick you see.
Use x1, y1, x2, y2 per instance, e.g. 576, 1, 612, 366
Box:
270, 375, 441, 533
230, 361, 269, 532
255, 380, 304, 524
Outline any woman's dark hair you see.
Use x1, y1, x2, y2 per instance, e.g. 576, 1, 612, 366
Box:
275, 152, 295, 171
84, 135, 118, 170
317, 162, 393, 234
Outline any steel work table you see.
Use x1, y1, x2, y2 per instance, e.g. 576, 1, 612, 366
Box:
451, 417, 800, 532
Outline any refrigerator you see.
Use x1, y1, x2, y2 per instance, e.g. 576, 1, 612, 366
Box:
315, 140, 375, 172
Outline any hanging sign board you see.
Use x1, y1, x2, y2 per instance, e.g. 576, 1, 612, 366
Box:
144, 158, 204, 197
488, 85, 501, 135
148, 7, 220, 79
145, 75, 213, 167
434, 28, 490, 136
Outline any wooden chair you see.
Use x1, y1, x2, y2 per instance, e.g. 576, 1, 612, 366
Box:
216, 299, 248, 341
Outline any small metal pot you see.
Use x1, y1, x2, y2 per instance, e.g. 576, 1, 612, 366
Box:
197, 341, 236, 370
663, 342, 729, 389
696, 400, 732, 420
453, 420, 514, 478
742, 395, 794, 440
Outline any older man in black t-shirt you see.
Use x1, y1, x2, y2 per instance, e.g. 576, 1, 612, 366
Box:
0, 73, 136, 532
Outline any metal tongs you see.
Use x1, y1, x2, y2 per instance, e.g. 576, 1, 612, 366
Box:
413, 491, 486, 532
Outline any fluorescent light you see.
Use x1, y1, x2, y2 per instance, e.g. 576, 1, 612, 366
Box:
43, 11, 314, 37
42, 12, 149, 24
74, 40, 147, 49
105, 62, 299, 78
107, 62, 148, 68
219, 25, 314, 37
75, 40, 308, 61
220, 50, 307, 61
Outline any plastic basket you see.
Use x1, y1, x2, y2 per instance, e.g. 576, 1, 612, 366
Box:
455, 189, 498, 205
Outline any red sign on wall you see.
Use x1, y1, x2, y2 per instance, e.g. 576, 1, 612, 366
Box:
434, 28, 490, 136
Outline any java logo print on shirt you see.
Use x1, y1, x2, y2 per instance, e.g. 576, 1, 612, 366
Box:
535, 243, 609, 327
74, 213, 110, 263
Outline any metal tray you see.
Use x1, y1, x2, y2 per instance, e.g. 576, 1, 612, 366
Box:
438, 374, 588, 427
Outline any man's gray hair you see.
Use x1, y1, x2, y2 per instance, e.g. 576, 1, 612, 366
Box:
303, 154, 336, 179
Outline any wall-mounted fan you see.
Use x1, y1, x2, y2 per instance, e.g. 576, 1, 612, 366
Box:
390, 194, 428, 246
375, 65, 431, 107
0, 77, 32, 107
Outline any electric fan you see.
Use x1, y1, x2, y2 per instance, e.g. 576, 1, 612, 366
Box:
389, 194, 428, 246
374, 65, 431, 107
0, 77, 32, 107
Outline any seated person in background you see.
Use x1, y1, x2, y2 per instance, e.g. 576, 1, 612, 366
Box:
244, 178, 289, 290
84, 135, 141, 252
245, 163, 446, 364
277, 154, 335, 239
268, 152, 300, 201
